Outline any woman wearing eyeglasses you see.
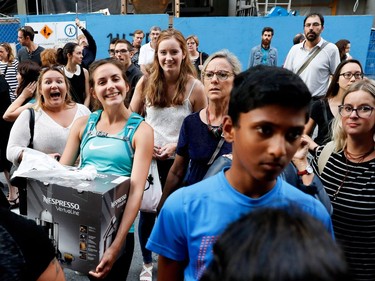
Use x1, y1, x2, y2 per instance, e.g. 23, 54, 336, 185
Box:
57, 42, 90, 108
307, 79, 375, 281
130, 28, 206, 281
6, 66, 90, 213
158, 49, 241, 210
304, 59, 364, 145
186, 35, 209, 78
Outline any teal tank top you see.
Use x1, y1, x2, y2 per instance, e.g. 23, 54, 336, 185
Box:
80, 110, 144, 177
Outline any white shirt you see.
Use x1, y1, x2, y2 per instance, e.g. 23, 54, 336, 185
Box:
138, 42, 155, 66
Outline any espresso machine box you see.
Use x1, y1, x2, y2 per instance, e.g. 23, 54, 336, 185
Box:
26, 173, 130, 274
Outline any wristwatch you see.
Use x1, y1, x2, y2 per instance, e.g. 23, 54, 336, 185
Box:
297, 165, 313, 176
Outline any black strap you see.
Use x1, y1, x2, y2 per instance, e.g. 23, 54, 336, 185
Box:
320, 99, 328, 124
296, 41, 329, 76
207, 138, 225, 165
28, 108, 35, 149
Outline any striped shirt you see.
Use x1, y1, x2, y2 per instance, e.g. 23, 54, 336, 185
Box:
0, 60, 19, 102
312, 146, 375, 281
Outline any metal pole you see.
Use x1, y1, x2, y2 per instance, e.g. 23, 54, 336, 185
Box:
175, 0, 180, 18
36, 0, 39, 14
76, 0, 78, 40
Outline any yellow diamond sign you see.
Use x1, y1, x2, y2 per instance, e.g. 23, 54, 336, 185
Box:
40, 25, 53, 39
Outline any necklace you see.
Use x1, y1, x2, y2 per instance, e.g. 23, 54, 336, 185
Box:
333, 147, 374, 200
206, 108, 223, 139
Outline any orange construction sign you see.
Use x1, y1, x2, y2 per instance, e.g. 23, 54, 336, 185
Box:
40, 25, 53, 39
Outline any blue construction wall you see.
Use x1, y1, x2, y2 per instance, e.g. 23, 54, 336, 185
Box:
14, 14, 373, 73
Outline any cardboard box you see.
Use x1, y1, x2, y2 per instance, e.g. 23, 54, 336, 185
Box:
26, 173, 130, 274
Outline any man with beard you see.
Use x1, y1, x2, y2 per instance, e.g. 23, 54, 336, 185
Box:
248, 27, 278, 68
284, 13, 340, 100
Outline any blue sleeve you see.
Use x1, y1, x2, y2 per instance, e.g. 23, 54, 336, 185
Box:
248, 47, 255, 68
146, 190, 188, 261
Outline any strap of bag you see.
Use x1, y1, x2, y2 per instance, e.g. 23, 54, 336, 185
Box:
317, 141, 334, 175
28, 108, 35, 149
207, 138, 225, 165
199, 52, 203, 66
296, 41, 329, 76
320, 99, 328, 124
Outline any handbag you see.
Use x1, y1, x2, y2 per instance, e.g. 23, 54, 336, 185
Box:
140, 159, 162, 213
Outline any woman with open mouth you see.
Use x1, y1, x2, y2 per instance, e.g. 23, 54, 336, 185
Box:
6, 65, 91, 214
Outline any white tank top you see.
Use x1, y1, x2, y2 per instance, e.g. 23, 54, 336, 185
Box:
145, 80, 197, 148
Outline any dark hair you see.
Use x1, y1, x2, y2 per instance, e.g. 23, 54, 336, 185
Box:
325, 59, 363, 99
110, 38, 119, 45
262, 27, 274, 35
88, 59, 129, 110
335, 39, 350, 62
228, 65, 311, 126
56, 42, 79, 65
115, 39, 133, 52
18, 26, 36, 41
133, 29, 144, 37
303, 12, 325, 27
293, 33, 305, 45
201, 207, 350, 281
16, 61, 41, 97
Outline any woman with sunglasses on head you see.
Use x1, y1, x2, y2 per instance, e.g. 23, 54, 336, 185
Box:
60, 59, 153, 280
0, 42, 19, 103
6, 66, 90, 212
130, 28, 206, 281
57, 42, 90, 108
158, 49, 241, 211
304, 59, 364, 145
306, 79, 375, 281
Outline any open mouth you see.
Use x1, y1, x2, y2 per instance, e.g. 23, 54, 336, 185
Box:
50, 92, 61, 98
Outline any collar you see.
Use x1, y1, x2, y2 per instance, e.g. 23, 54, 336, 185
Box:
301, 37, 325, 50
64, 65, 81, 78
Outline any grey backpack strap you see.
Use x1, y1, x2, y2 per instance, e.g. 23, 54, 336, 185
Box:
317, 141, 335, 175
296, 41, 329, 76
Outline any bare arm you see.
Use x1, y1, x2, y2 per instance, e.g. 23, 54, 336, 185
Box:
36, 258, 66, 281
83, 68, 91, 108
157, 255, 185, 281
3, 82, 36, 122
190, 79, 207, 113
129, 76, 145, 114
59, 116, 89, 166
89, 122, 154, 279
157, 154, 189, 213
303, 118, 316, 136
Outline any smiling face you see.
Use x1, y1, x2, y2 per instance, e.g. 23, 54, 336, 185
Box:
157, 37, 185, 74
224, 105, 306, 187
341, 90, 375, 137
40, 70, 68, 109
203, 57, 234, 103
91, 63, 129, 109
0, 46, 8, 62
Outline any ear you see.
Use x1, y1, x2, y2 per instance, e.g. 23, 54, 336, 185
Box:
223, 115, 234, 143
90, 87, 96, 99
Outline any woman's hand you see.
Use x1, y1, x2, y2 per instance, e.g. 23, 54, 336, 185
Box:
20, 82, 37, 98
154, 143, 177, 160
89, 244, 119, 279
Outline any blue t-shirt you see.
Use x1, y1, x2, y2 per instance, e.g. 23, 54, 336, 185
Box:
176, 111, 232, 185
147, 169, 333, 281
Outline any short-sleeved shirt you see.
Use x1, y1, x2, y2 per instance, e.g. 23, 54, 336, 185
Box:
18, 45, 45, 66
147, 170, 333, 281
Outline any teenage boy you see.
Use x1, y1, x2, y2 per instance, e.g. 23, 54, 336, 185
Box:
146, 65, 333, 281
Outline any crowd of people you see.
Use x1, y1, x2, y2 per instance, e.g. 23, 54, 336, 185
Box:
0, 11, 374, 281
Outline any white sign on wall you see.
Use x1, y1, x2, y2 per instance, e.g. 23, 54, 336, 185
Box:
26, 21, 86, 49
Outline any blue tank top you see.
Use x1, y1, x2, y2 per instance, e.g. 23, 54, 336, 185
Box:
80, 110, 144, 176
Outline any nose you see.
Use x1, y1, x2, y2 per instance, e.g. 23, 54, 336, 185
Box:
349, 109, 359, 118
268, 135, 287, 158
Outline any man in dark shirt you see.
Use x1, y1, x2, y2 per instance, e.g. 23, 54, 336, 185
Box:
17, 26, 45, 66
114, 39, 143, 107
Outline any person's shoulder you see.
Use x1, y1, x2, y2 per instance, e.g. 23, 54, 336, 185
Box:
251, 45, 260, 51
76, 103, 91, 115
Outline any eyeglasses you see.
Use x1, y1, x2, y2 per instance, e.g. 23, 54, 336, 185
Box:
108, 49, 115, 55
304, 22, 321, 28
115, 49, 128, 55
339, 72, 363, 80
203, 71, 234, 81
338, 104, 374, 118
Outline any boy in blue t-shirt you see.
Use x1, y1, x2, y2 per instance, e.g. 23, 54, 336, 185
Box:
147, 65, 333, 281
